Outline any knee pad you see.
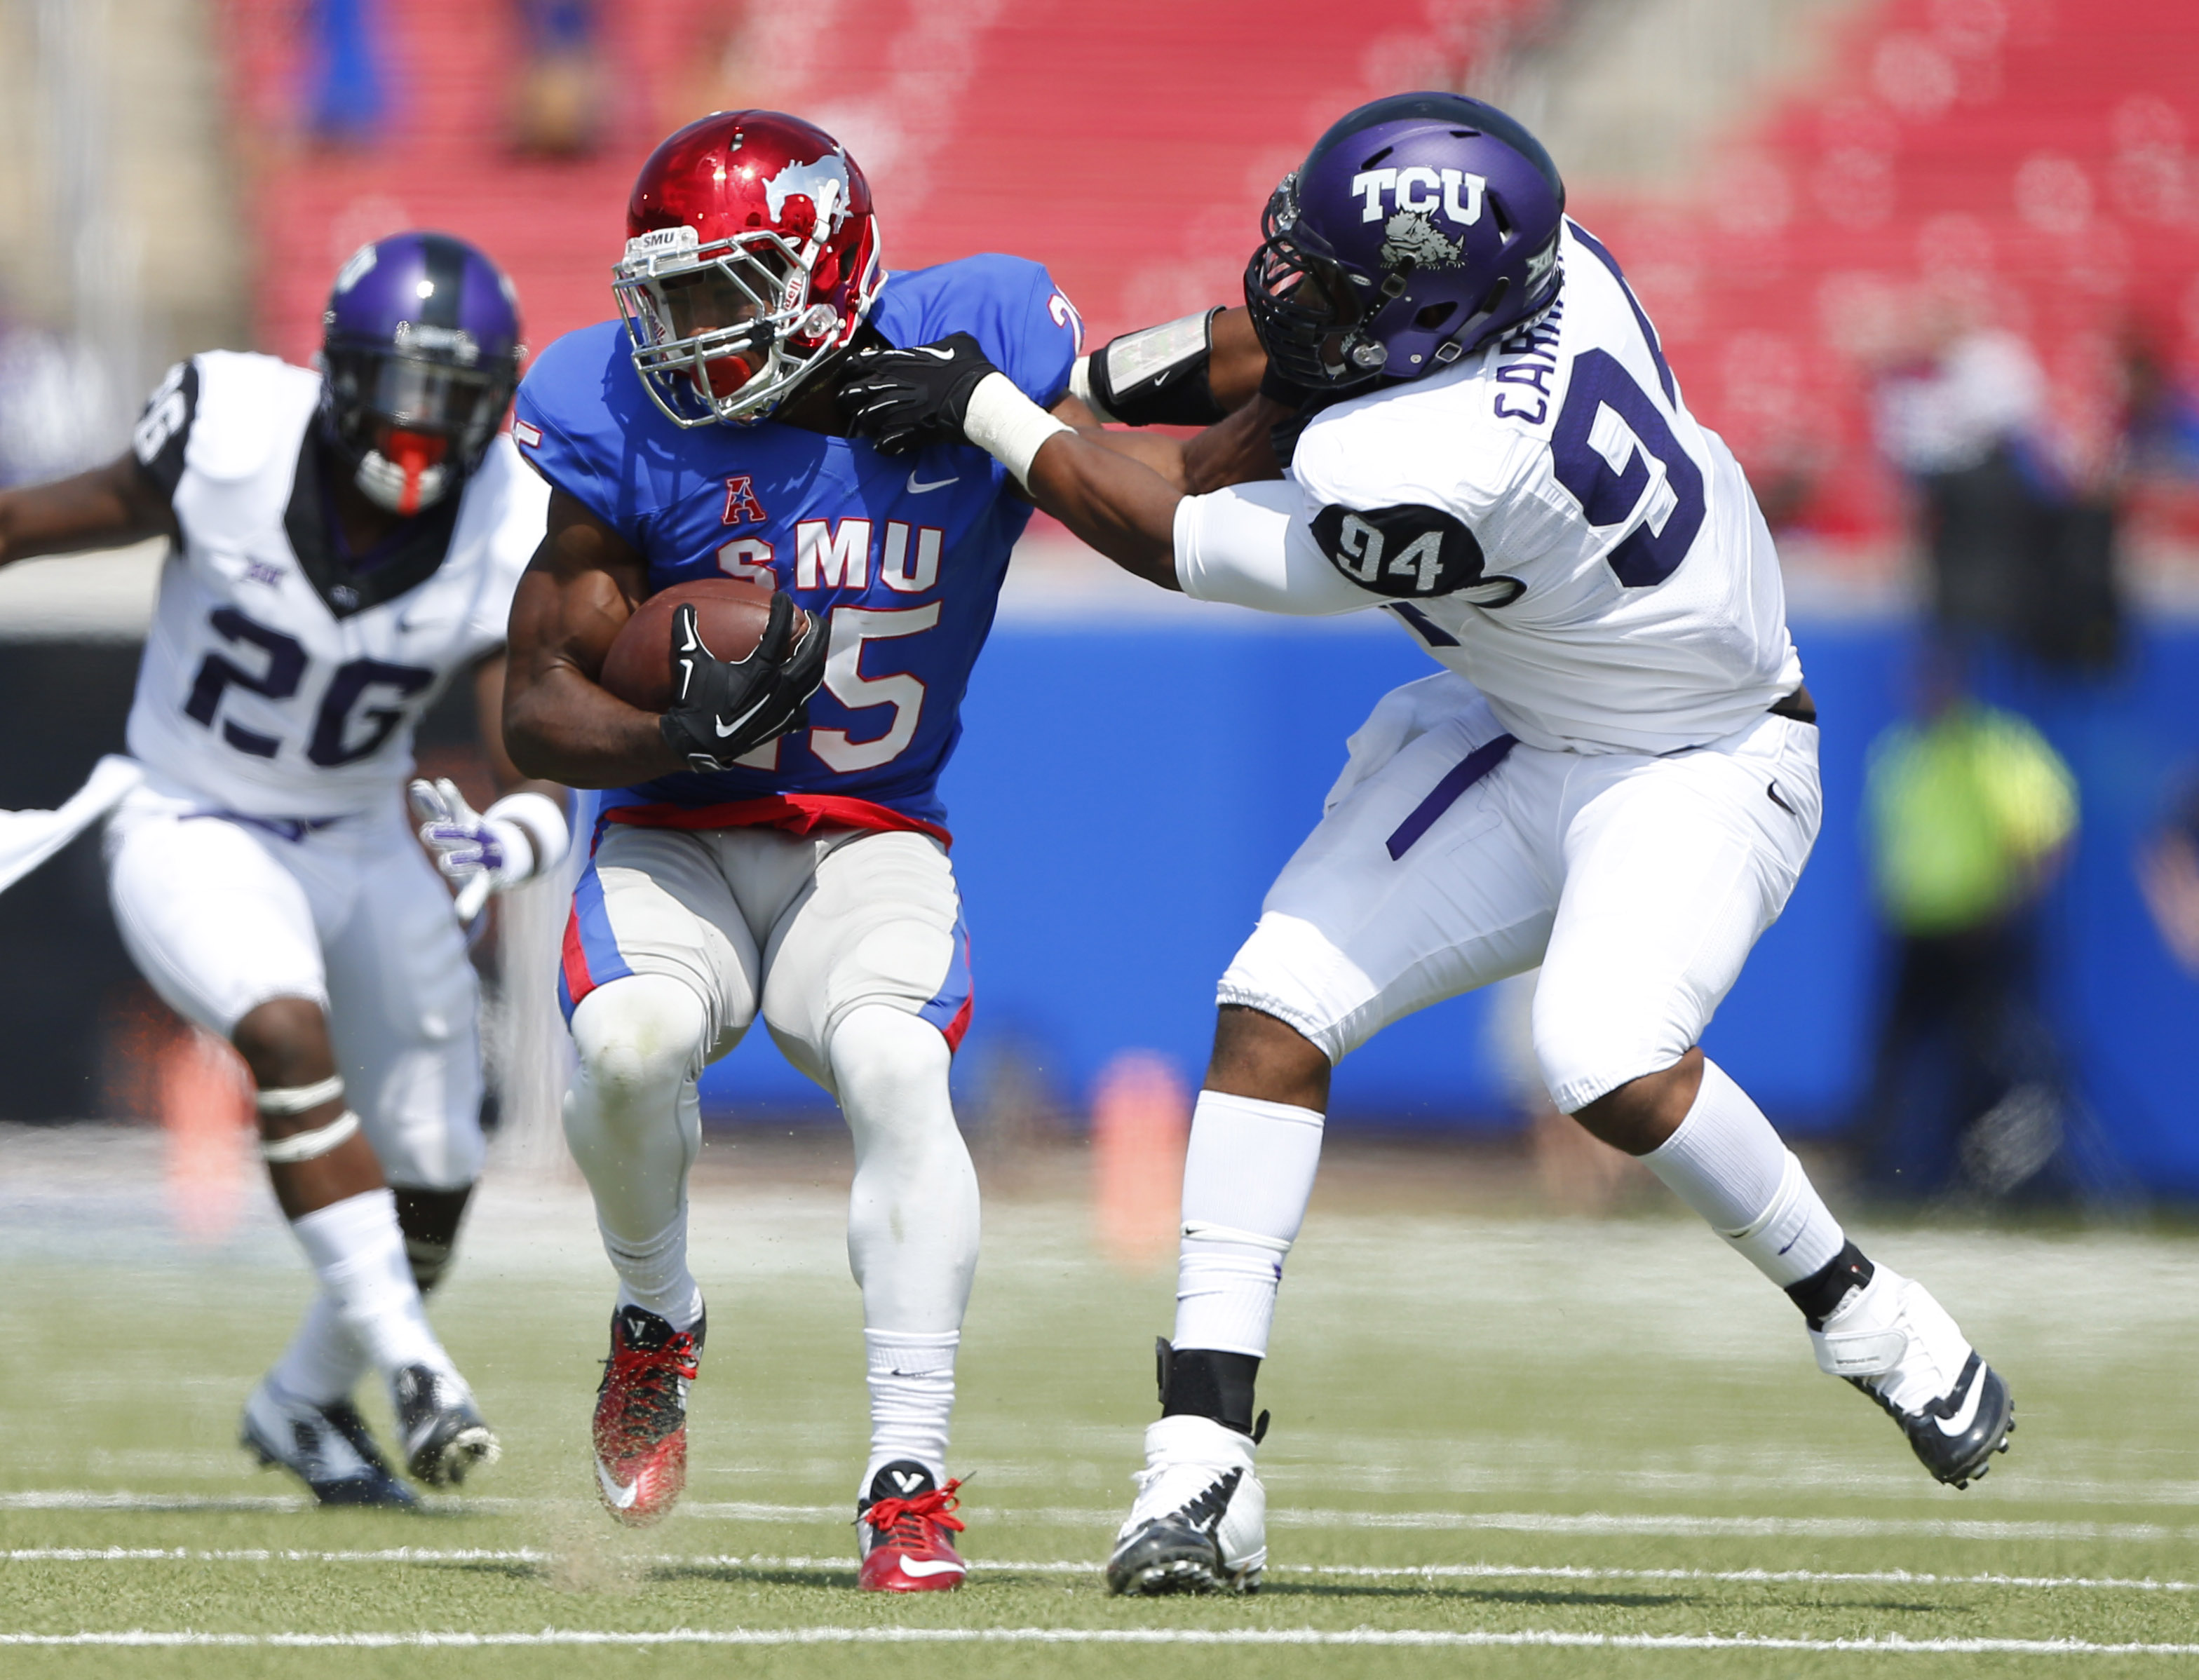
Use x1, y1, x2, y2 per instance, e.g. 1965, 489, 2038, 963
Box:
569, 974, 710, 1105
1531, 987, 1686, 1116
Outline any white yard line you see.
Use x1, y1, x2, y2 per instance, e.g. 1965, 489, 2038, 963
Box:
4, 1628, 2199, 1653
6, 1547, 2193, 1595
8, 1487, 2198, 1543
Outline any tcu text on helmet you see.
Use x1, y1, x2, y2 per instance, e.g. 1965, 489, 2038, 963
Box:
1351, 168, 1486, 226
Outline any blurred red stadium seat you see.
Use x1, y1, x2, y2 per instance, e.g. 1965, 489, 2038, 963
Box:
217, 0, 2199, 550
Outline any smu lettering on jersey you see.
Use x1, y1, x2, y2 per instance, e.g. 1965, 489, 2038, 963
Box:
513, 254, 1081, 839
1288, 218, 1802, 756
123, 351, 548, 818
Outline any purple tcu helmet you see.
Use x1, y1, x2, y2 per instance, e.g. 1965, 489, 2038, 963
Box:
320, 231, 523, 515
1246, 92, 1565, 391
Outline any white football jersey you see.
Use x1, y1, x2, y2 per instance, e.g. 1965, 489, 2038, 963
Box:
1179, 219, 1801, 756
123, 351, 547, 818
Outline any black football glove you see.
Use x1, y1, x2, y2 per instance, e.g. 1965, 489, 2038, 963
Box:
658, 592, 827, 773
838, 332, 999, 455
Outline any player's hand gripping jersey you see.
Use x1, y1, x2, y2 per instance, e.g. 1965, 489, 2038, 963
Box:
126, 351, 547, 817
1175, 220, 1803, 756
513, 256, 1081, 837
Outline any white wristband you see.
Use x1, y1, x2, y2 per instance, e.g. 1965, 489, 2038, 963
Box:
483, 790, 570, 883
962, 372, 1072, 490
1068, 355, 1117, 424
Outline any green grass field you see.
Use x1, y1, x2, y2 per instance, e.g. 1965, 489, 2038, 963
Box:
5, 1124, 2198, 1678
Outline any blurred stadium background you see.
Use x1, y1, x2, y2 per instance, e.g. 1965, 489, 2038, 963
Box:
1, 0, 2197, 1207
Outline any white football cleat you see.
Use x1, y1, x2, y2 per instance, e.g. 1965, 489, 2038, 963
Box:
240, 1376, 414, 1508
1811, 1264, 2015, 1489
1105, 1414, 1267, 1595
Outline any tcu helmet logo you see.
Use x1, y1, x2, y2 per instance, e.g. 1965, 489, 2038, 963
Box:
1351, 166, 1487, 226
722, 475, 769, 525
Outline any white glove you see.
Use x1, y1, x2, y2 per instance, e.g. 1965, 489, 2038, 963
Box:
407, 778, 571, 922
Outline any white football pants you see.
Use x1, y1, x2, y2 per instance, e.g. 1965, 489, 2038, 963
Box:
104, 771, 485, 1188
561, 824, 980, 1339
1219, 674, 1822, 1113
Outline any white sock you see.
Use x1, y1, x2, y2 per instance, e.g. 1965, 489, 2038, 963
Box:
1172, 1091, 1325, 1357
862, 1329, 959, 1489
289, 1189, 450, 1378
1642, 1058, 1845, 1287
607, 1215, 705, 1330
269, 1294, 369, 1406
564, 976, 708, 1326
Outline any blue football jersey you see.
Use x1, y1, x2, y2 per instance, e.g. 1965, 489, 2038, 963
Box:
513, 255, 1082, 834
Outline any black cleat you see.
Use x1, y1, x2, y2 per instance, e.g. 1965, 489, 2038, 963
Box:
391, 1363, 500, 1487
1852, 1352, 2016, 1489
1105, 1416, 1266, 1596
1811, 1266, 2015, 1489
240, 1377, 415, 1508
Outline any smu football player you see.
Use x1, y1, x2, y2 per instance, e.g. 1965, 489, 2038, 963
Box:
841, 92, 2015, 1594
0, 233, 567, 1505
501, 109, 1089, 1590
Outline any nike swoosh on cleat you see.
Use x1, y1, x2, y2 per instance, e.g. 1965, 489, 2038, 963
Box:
906, 472, 959, 494
1933, 1367, 1987, 1436
594, 1458, 641, 1509
896, 1559, 965, 1578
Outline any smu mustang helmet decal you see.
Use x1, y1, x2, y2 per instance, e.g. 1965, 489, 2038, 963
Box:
1246, 92, 1566, 391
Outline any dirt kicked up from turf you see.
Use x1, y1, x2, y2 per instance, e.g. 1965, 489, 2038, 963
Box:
3, 1122, 2197, 1679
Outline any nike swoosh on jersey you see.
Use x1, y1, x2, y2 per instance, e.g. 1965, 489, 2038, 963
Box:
1933, 1365, 1985, 1436
595, 1457, 641, 1509
907, 473, 959, 494
895, 1558, 966, 1578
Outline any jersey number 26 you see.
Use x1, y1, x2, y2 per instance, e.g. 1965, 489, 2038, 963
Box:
185, 607, 435, 768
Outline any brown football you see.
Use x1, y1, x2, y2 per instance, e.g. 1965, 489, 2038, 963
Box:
597, 577, 806, 713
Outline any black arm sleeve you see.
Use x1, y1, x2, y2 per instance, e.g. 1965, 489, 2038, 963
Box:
1088, 309, 1229, 427
130, 360, 201, 501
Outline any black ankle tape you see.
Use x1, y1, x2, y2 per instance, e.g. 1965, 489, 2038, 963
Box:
1156, 1339, 1261, 1437
1787, 1240, 1876, 1331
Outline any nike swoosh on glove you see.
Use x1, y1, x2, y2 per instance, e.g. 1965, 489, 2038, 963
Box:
838, 332, 999, 455
658, 592, 827, 773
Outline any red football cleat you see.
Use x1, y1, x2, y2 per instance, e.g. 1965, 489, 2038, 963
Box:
857, 1461, 968, 1592
591, 1303, 703, 1527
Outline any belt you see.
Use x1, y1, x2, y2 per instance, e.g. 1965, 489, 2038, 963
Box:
1768, 685, 1817, 726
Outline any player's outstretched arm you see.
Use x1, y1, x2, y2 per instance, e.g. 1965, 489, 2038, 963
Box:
841, 335, 1186, 586
0, 452, 178, 569
843, 336, 1372, 617
502, 490, 690, 788
1072, 305, 1301, 495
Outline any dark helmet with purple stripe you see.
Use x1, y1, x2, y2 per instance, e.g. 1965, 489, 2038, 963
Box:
320, 231, 524, 515
1246, 93, 1565, 391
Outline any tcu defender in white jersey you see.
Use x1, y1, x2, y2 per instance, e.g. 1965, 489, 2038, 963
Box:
842, 93, 2014, 1595
0, 233, 566, 1507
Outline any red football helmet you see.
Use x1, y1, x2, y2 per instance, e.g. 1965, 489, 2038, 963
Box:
614, 111, 884, 426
